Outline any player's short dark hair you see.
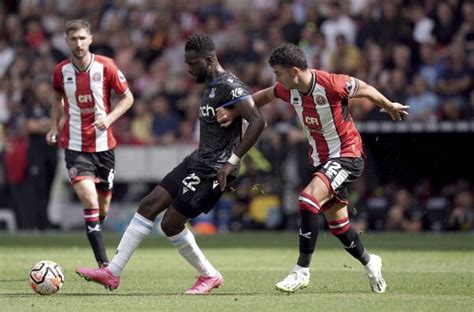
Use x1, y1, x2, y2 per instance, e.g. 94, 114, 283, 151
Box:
185, 33, 215, 56
65, 19, 91, 35
268, 43, 308, 70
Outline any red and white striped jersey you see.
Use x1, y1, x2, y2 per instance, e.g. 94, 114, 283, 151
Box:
52, 54, 129, 152
274, 69, 362, 167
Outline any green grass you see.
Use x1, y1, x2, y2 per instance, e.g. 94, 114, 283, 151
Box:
0, 232, 473, 312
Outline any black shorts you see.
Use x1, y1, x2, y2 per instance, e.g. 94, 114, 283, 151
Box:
65, 149, 115, 194
159, 157, 234, 219
314, 157, 364, 205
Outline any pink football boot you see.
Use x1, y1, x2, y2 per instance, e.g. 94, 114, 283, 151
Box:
76, 267, 120, 291
184, 272, 224, 295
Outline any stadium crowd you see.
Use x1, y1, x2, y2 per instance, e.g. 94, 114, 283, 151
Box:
0, 0, 473, 232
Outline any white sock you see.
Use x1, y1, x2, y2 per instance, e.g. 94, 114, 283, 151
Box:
293, 264, 309, 275
167, 227, 217, 277
108, 212, 154, 276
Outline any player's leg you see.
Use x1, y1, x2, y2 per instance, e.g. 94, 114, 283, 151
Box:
97, 190, 111, 225
161, 207, 220, 280
275, 174, 330, 293
324, 198, 386, 293
75, 184, 174, 290
73, 178, 108, 266
160, 174, 225, 294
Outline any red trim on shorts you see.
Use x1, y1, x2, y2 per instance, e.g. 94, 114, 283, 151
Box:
314, 171, 335, 195
298, 192, 321, 214
321, 197, 349, 212
71, 176, 100, 185
96, 188, 112, 197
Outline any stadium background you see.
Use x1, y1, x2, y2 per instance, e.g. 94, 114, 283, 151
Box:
0, 0, 473, 234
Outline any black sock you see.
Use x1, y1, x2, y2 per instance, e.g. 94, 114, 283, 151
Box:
297, 210, 320, 267
335, 227, 370, 265
84, 209, 108, 265
99, 215, 106, 225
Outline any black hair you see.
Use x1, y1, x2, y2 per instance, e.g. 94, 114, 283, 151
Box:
185, 33, 215, 56
268, 43, 308, 70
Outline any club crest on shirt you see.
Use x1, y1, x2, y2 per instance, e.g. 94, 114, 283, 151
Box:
92, 72, 101, 81
315, 94, 326, 106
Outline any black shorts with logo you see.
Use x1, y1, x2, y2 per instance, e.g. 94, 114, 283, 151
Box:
159, 157, 234, 219
314, 157, 364, 203
65, 149, 115, 193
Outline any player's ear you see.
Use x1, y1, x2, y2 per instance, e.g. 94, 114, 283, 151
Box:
290, 66, 299, 77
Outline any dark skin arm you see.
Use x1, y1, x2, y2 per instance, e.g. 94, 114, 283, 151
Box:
216, 87, 274, 126
217, 96, 265, 191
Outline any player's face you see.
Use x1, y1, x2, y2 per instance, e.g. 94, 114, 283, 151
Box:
66, 28, 92, 60
272, 65, 298, 89
185, 50, 211, 83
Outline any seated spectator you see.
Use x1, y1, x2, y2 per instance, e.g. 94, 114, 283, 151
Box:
447, 191, 473, 231
130, 100, 154, 145
385, 189, 423, 232
406, 75, 440, 122
151, 96, 179, 145
329, 33, 362, 75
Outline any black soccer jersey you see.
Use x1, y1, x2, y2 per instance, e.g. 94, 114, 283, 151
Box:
188, 71, 251, 175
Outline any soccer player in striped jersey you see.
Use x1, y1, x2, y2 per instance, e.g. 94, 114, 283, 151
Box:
46, 20, 134, 267
217, 43, 409, 293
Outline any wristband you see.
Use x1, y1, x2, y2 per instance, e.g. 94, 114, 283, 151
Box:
227, 153, 240, 165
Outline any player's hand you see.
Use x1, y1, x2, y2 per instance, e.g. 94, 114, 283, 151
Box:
380, 103, 409, 121
217, 163, 234, 191
93, 115, 113, 131
216, 107, 237, 127
46, 130, 58, 145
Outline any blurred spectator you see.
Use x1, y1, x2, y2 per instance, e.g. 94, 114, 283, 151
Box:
385, 189, 423, 232
151, 96, 179, 145
320, 2, 356, 51
447, 191, 473, 231
130, 100, 154, 145
406, 75, 439, 122
432, 2, 461, 47
23, 76, 58, 230
329, 33, 362, 75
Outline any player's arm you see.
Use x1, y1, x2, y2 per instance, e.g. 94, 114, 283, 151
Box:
93, 90, 134, 131
46, 91, 64, 145
217, 96, 265, 191
216, 86, 275, 127
353, 79, 409, 121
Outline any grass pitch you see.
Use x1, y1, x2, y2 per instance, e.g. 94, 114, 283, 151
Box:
0, 232, 473, 312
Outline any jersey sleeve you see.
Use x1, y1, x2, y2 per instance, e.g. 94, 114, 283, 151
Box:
329, 73, 359, 99
106, 62, 129, 95
52, 64, 63, 93
274, 82, 290, 102
219, 78, 252, 108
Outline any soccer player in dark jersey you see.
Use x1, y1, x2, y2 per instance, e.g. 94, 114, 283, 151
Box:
217, 43, 409, 294
76, 33, 265, 294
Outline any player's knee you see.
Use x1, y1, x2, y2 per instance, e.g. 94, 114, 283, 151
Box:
160, 218, 183, 237
79, 192, 99, 208
328, 217, 351, 236
298, 192, 321, 215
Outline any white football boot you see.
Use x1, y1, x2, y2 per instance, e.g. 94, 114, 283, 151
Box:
275, 266, 310, 293
364, 254, 387, 293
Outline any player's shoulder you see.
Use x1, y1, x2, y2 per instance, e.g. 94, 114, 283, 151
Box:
94, 54, 118, 68
53, 59, 71, 72
217, 72, 246, 88
315, 69, 349, 87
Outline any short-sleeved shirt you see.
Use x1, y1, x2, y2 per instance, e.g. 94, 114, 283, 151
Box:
274, 69, 362, 167
188, 71, 251, 176
52, 54, 129, 152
